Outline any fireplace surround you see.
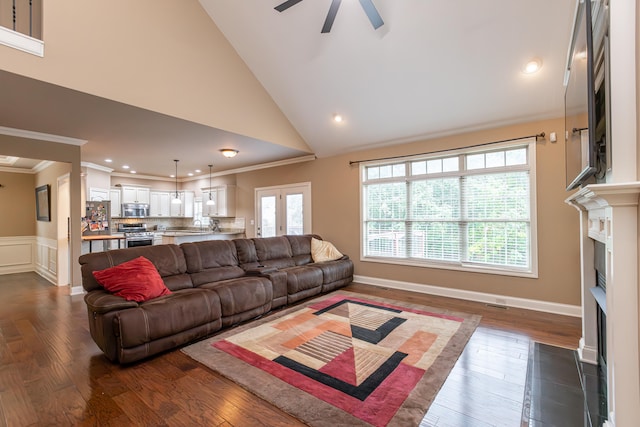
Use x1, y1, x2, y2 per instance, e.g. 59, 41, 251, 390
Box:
566, 182, 640, 426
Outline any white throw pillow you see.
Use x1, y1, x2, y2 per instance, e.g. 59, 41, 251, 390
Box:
311, 237, 343, 262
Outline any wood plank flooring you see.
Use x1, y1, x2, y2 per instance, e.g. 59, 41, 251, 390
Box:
0, 274, 581, 426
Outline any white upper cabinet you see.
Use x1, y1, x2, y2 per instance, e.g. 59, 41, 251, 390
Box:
169, 191, 194, 217
110, 188, 121, 217
88, 187, 109, 201
203, 185, 236, 217
121, 186, 150, 204
149, 191, 171, 217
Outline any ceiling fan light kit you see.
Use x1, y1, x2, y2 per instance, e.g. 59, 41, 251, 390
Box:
275, 0, 384, 33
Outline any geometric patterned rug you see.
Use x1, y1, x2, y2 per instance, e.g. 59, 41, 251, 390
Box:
182, 291, 481, 427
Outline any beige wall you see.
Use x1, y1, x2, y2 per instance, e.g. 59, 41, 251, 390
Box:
0, 0, 309, 153
0, 171, 36, 236
236, 117, 581, 306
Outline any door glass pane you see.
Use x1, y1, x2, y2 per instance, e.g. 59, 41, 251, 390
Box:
286, 194, 304, 235
261, 196, 277, 237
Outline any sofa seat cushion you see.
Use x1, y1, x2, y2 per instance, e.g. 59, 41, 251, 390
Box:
284, 265, 323, 294
116, 288, 222, 349
312, 258, 354, 285
201, 277, 273, 327
200, 277, 273, 318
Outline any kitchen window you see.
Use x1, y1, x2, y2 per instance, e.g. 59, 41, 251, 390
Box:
361, 138, 538, 277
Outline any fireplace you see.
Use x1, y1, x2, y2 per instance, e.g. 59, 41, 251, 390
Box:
566, 182, 640, 426
593, 240, 607, 369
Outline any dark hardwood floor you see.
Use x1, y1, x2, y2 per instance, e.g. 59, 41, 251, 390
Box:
0, 273, 581, 426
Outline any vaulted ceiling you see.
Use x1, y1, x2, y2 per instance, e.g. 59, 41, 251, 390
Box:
0, 0, 575, 178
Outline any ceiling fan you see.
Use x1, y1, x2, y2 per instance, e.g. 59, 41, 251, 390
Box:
275, 0, 384, 33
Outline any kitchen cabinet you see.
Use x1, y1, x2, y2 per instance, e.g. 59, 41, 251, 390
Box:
203, 185, 236, 217
121, 186, 150, 204
110, 188, 121, 217
89, 187, 109, 201
169, 191, 194, 217
149, 191, 171, 217
153, 233, 163, 245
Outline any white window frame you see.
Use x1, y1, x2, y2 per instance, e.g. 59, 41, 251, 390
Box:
359, 139, 538, 278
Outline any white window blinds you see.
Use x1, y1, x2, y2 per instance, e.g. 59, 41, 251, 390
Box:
361, 140, 537, 276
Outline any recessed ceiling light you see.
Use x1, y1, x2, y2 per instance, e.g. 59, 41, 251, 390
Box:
523, 59, 542, 74
333, 114, 344, 123
170, 174, 175, 178
130, 170, 137, 174
122, 165, 130, 169
188, 173, 194, 177
195, 169, 201, 173
105, 158, 113, 163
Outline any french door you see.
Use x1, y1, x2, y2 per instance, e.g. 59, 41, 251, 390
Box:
255, 183, 311, 237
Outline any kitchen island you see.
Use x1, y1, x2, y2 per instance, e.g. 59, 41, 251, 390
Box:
160, 230, 245, 245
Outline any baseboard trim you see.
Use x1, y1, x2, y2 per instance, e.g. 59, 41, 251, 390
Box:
578, 337, 599, 364
35, 268, 56, 286
354, 275, 582, 317
70, 285, 85, 296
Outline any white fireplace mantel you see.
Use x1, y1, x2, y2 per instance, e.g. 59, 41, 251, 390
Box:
566, 182, 640, 427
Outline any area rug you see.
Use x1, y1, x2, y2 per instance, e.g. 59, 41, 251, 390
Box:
182, 291, 481, 426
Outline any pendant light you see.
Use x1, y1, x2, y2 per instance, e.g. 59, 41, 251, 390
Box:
171, 159, 182, 205
206, 164, 215, 206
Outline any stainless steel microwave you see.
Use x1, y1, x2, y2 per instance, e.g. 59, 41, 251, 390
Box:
121, 203, 149, 218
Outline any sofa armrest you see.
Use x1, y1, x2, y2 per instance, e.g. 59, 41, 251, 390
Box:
84, 290, 138, 314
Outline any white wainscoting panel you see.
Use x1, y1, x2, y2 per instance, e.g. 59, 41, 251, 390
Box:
0, 236, 35, 275
36, 237, 58, 285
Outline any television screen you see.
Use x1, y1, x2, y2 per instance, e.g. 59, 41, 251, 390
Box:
565, 0, 597, 191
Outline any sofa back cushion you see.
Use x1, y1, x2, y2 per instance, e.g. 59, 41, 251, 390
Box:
181, 240, 246, 286
233, 238, 260, 268
286, 234, 322, 266
252, 236, 296, 269
79, 244, 192, 292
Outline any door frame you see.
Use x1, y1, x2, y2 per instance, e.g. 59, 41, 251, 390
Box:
56, 173, 70, 286
254, 182, 312, 237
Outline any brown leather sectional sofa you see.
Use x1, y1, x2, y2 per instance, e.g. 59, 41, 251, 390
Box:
79, 235, 353, 363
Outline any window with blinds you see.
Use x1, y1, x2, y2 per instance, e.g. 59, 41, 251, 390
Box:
361, 139, 537, 277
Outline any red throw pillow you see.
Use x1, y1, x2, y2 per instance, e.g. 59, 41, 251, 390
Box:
92, 256, 171, 302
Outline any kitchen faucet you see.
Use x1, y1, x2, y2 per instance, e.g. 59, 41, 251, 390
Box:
193, 219, 203, 231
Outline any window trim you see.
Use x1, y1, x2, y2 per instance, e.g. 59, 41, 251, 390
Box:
359, 138, 538, 278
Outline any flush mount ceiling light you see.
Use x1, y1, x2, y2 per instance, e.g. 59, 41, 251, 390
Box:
275, 0, 384, 33
523, 58, 543, 74
171, 159, 182, 205
333, 114, 344, 123
220, 149, 239, 158
206, 164, 215, 206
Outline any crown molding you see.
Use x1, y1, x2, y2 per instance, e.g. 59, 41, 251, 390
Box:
0, 126, 87, 145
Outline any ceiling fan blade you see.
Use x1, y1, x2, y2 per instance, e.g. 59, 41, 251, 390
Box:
274, 0, 304, 13
358, 0, 384, 29
321, 0, 342, 33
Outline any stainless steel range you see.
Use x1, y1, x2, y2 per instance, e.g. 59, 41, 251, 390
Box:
117, 223, 154, 248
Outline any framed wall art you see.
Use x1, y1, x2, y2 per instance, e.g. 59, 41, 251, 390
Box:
36, 184, 50, 221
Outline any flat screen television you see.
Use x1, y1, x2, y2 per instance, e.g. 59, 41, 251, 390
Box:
565, 0, 608, 190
